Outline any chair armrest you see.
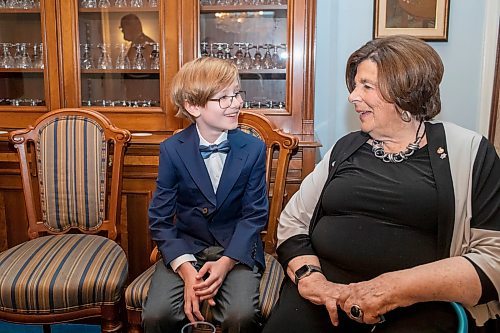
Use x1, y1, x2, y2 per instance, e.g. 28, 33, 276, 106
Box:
150, 246, 161, 264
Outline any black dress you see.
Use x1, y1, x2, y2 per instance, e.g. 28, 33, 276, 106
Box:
263, 144, 458, 333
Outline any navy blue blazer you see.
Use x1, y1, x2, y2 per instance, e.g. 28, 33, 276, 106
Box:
149, 124, 269, 270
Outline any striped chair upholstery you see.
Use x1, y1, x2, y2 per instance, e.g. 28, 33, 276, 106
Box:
125, 253, 284, 319
37, 115, 107, 232
0, 234, 127, 314
125, 111, 298, 332
4, 109, 130, 331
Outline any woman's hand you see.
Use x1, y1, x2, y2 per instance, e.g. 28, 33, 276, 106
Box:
177, 262, 207, 322
193, 256, 236, 303
338, 273, 400, 324
297, 273, 348, 326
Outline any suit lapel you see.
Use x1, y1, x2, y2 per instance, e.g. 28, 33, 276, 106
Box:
176, 125, 216, 205
216, 131, 247, 208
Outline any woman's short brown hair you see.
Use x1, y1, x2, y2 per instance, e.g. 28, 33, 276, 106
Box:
346, 35, 444, 120
170, 57, 240, 122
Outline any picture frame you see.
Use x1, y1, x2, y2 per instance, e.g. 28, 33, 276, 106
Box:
374, 0, 450, 41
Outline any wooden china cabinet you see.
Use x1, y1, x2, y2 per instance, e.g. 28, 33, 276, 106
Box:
0, 0, 317, 280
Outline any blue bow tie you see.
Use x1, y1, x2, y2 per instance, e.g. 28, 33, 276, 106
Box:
199, 140, 231, 159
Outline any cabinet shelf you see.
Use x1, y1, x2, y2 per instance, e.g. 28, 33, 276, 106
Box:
0, 8, 40, 14
78, 7, 158, 13
239, 68, 285, 75
0, 68, 44, 73
81, 69, 159, 74
200, 5, 287, 12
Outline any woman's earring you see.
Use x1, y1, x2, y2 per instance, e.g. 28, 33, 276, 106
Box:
400, 110, 412, 122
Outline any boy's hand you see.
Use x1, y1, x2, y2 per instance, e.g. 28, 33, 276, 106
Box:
177, 262, 215, 322
193, 256, 236, 302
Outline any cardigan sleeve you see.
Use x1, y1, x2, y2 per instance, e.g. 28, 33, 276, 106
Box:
464, 138, 500, 301
276, 147, 332, 267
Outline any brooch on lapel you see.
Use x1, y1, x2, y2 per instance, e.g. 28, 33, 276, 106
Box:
437, 147, 447, 159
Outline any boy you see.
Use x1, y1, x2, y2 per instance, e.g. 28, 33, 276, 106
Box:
143, 57, 268, 333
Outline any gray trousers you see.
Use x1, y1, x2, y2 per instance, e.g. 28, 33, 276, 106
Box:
142, 247, 262, 333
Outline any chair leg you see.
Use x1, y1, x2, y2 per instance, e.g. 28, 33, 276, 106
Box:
126, 309, 143, 333
102, 304, 123, 333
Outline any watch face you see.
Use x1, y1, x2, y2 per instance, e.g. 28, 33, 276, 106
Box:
295, 265, 310, 280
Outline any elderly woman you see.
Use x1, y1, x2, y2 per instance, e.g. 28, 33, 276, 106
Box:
263, 35, 499, 332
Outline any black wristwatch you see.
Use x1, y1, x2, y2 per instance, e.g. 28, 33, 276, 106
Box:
294, 264, 323, 285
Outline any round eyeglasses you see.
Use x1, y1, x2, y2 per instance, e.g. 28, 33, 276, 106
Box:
208, 91, 246, 109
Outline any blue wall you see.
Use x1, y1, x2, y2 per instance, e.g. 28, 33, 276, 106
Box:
314, 0, 498, 157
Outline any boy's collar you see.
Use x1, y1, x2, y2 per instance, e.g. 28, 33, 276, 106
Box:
196, 125, 228, 145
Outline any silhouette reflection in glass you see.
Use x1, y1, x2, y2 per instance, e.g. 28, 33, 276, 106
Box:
119, 14, 159, 104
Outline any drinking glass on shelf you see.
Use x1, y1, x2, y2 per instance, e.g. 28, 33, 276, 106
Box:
5, 0, 16, 8
98, 0, 110, 8
150, 42, 160, 70
80, 43, 94, 69
262, 44, 273, 69
82, 0, 97, 8
252, 45, 262, 69
271, 44, 281, 69
132, 43, 147, 69
20, 0, 34, 9
242, 42, 252, 70
115, 43, 130, 69
223, 43, 232, 60
97, 43, 112, 69
213, 43, 225, 59
0, 1, 5, 8
0, 43, 15, 69
114, 0, 127, 6
32, 42, 44, 69
16, 43, 33, 69
233, 42, 244, 69
200, 42, 209, 57
148, 0, 157, 7
130, 0, 143, 7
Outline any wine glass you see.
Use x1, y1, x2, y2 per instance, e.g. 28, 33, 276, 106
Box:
130, 0, 143, 7
262, 44, 273, 69
97, 43, 112, 69
200, 42, 209, 57
252, 45, 262, 69
149, 42, 160, 70
0, 1, 5, 8
32, 42, 44, 69
132, 43, 147, 69
148, 0, 157, 7
233, 42, 244, 69
223, 43, 232, 60
98, 0, 110, 8
0, 43, 15, 68
83, 0, 97, 8
242, 42, 253, 70
80, 43, 94, 69
115, 43, 131, 69
114, 0, 127, 6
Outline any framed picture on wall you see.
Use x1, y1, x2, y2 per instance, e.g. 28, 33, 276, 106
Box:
374, 0, 450, 41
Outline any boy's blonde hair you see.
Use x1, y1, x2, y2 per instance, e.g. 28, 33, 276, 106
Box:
171, 57, 240, 122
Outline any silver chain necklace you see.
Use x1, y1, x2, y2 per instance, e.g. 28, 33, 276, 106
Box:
372, 120, 425, 163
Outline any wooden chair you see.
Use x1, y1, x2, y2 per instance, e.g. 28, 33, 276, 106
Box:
124, 111, 298, 333
0, 108, 131, 332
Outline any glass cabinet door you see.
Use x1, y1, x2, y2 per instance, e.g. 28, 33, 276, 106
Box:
199, 0, 288, 113
0, 0, 47, 110
77, 0, 160, 108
